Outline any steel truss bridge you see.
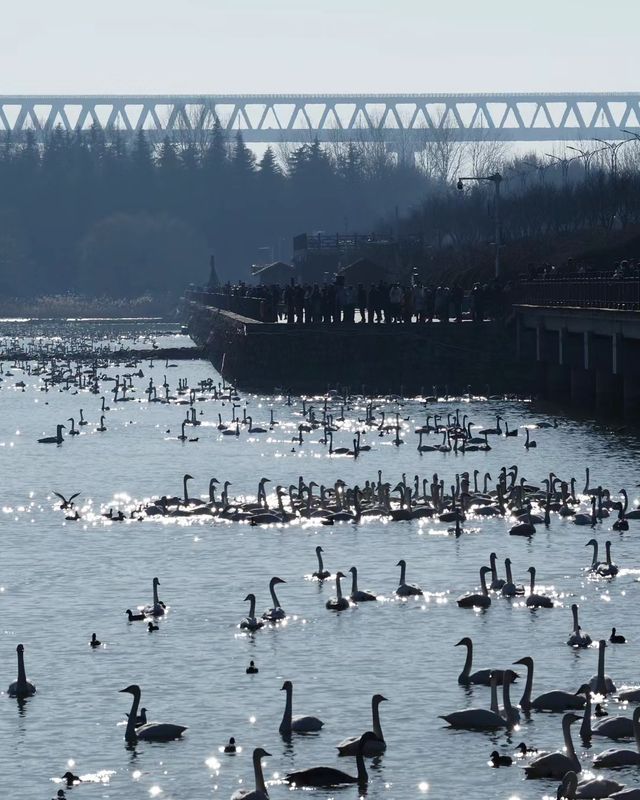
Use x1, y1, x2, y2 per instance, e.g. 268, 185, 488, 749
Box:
1, 93, 640, 146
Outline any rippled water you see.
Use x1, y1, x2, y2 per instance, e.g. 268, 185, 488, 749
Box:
2, 322, 640, 800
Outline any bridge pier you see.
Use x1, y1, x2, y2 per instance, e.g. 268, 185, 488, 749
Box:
547, 364, 570, 401
595, 371, 622, 414
570, 367, 595, 408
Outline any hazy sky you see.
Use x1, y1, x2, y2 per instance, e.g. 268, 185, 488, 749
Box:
2, 0, 639, 95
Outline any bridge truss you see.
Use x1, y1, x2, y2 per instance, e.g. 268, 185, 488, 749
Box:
1, 93, 639, 146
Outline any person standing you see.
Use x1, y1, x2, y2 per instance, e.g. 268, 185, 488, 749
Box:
357, 283, 368, 324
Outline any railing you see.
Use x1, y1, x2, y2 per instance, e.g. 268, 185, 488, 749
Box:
516, 274, 640, 311
185, 288, 274, 322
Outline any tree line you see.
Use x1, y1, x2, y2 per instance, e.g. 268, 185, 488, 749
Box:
0, 124, 428, 299
1, 122, 639, 301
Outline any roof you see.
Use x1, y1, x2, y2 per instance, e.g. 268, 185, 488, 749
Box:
338, 257, 388, 284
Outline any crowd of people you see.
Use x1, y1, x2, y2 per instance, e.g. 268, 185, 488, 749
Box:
216, 279, 507, 325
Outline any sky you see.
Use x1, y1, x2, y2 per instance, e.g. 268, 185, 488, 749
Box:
1, 0, 639, 96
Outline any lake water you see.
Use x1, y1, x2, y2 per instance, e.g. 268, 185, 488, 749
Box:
2, 321, 640, 800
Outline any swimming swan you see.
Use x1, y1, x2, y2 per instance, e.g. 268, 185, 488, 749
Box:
526, 566, 554, 608
455, 637, 510, 686
589, 640, 616, 696
348, 566, 377, 601
285, 732, 376, 787
8, 644, 36, 698
262, 577, 286, 622
326, 571, 350, 610
312, 546, 330, 580
457, 566, 491, 608
524, 712, 581, 778
395, 559, 423, 596
279, 680, 324, 735
593, 708, 640, 768
230, 747, 271, 800
120, 684, 187, 742
567, 604, 592, 648
441, 672, 507, 730
514, 656, 585, 712
240, 594, 264, 631
336, 694, 387, 756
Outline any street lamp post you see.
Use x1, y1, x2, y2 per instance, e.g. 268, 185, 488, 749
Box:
545, 152, 581, 183
457, 172, 502, 280
592, 137, 634, 178
567, 144, 607, 176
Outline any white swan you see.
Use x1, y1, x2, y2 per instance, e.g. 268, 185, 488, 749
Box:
524, 712, 581, 778
326, 571, 350, 610
557, 770, 625, 800
312, 546, 330, 579
526, 566, 554, 608
348, 566, 377, 601
262, 577, 286, 622
567, 604, 592, 648
593, 712, 634, 740
143, 577, 165, 617
279, 680, 324, 735
440, 671, 507, 730
597, 541, 619, 577
514, 656, 585, 712
501, 558, 524, 597
285, 731, 376, 787
395, 559, 423, 596
231, 747, 270, 800
336, 694, 387, 756
589, 640, 616, 696
593, 707, 640, 767
240, 594, 264, 631
120, 684, 187, 742
457, 566, 491, 608
585, 538, 601, 571
8, 644, 36, 698
455, 637, 510, 686
489, 552, 505, 590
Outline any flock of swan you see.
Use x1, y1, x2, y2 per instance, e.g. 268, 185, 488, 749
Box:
4, 331, 640, 800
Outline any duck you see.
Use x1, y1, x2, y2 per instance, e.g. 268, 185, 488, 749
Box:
395, 559, 423, 596
440, 671, 507, 730
326, 571, 350, 610
8, 644, 36, 698
567, 604, 592, 648
246, 661, 259, 674
610, 627, 626, 644
593, 707, 640, 768
62, 772, 81, 788
147, 622, 159, 632
120, 684, 187, 742
336, 694, 387, 756
89, 633, 101, 648
457, 566, 491, 608
455, 637, 511, 686
490, 751, 513, 767
589, 640, 616, 696
125, 609, 146, 622
348, 566, 377, 602
526, 566, 554, 608
312, 546, 330, 580
224, 737, 237, 754
514, 656, 585, 712
285, 732, 376, 788
262, 577, 287, 622
524, 712, 581, 778
231, 747, 270, 800
516, 742, 538, 756
240, 594, 264, 631
278, 680, 324, 735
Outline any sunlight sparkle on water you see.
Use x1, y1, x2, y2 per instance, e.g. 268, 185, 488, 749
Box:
149, 785, 162, 797
132, 770, 142, 780
418, 781, 429, 792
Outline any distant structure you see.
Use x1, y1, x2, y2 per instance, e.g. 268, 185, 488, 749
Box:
251, 261, 294, 285
1, 93, 639, 147
293, 232, 422, 282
